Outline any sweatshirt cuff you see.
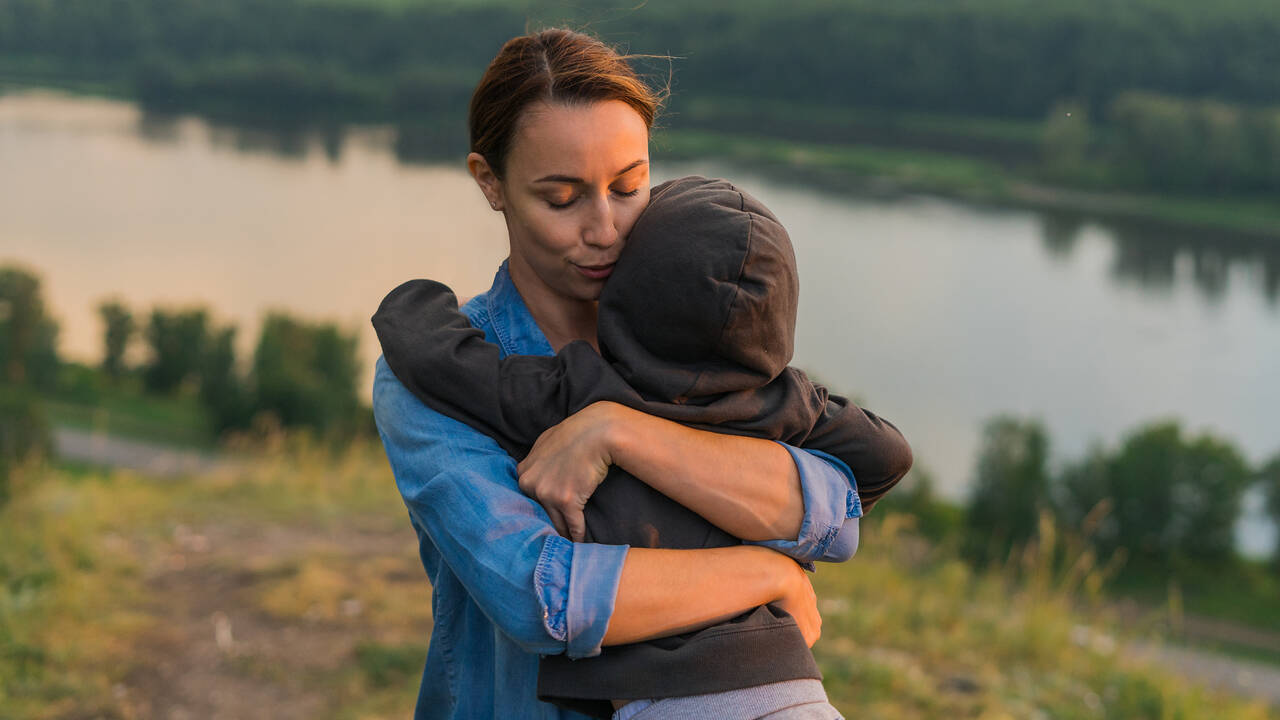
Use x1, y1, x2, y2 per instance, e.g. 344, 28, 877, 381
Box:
534, 535, 629, 660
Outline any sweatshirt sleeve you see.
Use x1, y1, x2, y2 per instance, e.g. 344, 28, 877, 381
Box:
372, 357, 627, 658
801, 392, 914, 512
372, 278, 640, 457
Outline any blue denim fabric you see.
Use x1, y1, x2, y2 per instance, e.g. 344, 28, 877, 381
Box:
372, 261, 861, 720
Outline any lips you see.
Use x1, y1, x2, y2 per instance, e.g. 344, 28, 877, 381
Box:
575, 262, 615, 281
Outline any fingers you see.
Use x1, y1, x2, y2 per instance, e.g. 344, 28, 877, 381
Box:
566, 508, 587, 543
544, 505, 570, 539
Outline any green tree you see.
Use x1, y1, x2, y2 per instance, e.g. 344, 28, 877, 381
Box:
1259, 454, 1280, 570
1041, 99, 1094, 184
1057, 422, 1250, 567
252, 312, 360, 435
0, 265, 59, 390
0, 385, 52, 505
97, 299, 135, 380
876, 467, 962, 544
143, 308, 209, 394
199, 324, 253, 433
965, 416, 1051, 561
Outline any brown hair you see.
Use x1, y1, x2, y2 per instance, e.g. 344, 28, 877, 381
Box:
469, 28, 665, 179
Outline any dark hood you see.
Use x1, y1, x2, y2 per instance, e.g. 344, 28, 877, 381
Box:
598, 175, 799, 401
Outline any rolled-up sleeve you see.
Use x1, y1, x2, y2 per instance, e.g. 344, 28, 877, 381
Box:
748, 444, 862, 566
535, 534, 629, 658
373, 357, 627, 659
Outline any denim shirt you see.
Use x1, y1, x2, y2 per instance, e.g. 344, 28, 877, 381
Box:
372, 261, 862, 720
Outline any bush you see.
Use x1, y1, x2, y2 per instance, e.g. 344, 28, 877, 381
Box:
874, 467, 962, 544
0, 385, 52, 505
964, 417, 1051, 561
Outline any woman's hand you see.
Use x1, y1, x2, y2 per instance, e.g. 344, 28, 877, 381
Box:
773, 559, 822, 648
516, 401, 622, 541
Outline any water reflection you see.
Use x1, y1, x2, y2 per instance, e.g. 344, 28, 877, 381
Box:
1036, 212, 1280, 308
1038, 211, 1085, 260
137, 109, 350, 163
136, 106, 473, 167
125, 102, 1280, 313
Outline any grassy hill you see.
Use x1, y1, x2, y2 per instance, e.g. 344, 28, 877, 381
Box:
1, 438, 1275, 718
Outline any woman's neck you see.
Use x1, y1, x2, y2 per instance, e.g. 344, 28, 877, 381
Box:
508, 262, 600, 352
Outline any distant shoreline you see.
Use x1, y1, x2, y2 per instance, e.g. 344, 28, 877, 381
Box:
6, 77, 1279, 241
655, 129, 1280, 241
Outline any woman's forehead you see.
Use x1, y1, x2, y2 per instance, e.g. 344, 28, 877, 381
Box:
507, 100, 649, 182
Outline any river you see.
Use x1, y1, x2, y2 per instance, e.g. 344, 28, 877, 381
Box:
2, 90, 1277, 555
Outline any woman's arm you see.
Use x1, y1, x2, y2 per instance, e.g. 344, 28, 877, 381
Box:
517, 401, 804, 542
373, 358, 818, 655
605, 544, 821, 647
517, 401, 865, 568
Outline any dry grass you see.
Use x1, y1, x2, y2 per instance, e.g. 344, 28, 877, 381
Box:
1, 439, 1275, 719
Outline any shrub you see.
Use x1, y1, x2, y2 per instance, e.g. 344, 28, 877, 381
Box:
964, 417, 1051, 561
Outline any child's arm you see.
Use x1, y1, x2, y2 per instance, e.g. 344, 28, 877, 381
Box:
371, 279, 644, 458
799, 382, 914, 512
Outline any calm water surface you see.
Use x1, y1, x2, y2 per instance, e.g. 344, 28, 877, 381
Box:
3, 91, 1277, 554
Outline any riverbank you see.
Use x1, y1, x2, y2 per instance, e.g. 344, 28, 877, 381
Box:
656, 129, 1280, 240
3, 439, 1276, 717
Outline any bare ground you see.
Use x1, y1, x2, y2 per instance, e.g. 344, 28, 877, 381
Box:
104, 520, 431, 720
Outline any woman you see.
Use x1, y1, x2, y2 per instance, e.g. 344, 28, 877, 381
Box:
372, 28, 902, 719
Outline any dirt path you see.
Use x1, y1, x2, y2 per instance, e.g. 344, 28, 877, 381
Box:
111, 519, 431, 720
54, 426, 224, 476
1127, 641, 1280, 706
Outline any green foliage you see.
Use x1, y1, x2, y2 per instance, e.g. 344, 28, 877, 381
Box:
0, 265, 59, 390
199, 324, 254, 434
96, 299, 134, 380
1259, 454, 1280, 569
1057, 421, 1252, 567
252, 313, 361, 436
1107, 91, 1280, 193
964, 417, 1052, 561
873, 467, 962, 544
142, 307, 209, 394
1041, 99, 1098, 185
0, 384, 52, 505
6, 0, 1280, 121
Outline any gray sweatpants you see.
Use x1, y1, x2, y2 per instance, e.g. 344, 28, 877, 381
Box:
611, 679, 845, 720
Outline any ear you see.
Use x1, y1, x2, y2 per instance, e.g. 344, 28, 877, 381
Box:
467, 152, 505, 211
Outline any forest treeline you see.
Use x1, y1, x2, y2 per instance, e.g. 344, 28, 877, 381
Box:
4, 0, 1280, 193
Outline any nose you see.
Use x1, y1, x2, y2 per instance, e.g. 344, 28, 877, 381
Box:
582, 192, 620, 249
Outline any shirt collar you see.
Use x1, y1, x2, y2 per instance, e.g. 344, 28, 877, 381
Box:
486, 259, 556, 358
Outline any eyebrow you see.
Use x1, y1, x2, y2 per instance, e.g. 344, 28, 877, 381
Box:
533, 159, 648, 184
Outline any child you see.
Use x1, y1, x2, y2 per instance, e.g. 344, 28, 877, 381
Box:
373, 176, 911, 717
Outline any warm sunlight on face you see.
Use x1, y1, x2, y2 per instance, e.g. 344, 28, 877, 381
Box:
496, 100, 651, 305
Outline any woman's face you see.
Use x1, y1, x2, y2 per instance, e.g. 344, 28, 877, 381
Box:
481, 100, 651, 305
